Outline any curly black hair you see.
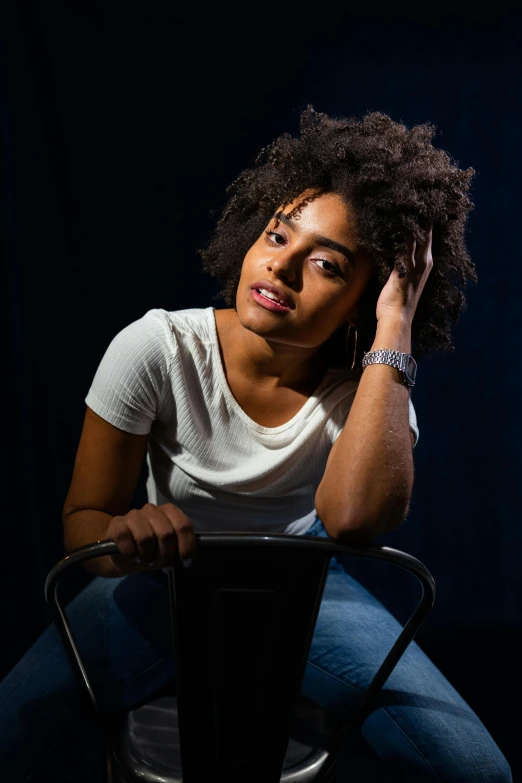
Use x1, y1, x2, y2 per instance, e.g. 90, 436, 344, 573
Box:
198, 105, 477, 368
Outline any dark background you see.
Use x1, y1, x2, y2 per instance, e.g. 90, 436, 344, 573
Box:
2, 1, 521, 778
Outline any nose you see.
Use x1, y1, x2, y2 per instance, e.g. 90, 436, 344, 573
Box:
266, 247, 300, 285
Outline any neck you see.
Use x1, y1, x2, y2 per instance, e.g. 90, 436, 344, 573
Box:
217, 309, 329, 391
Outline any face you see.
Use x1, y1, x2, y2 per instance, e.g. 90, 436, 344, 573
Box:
235, 191, 375, 352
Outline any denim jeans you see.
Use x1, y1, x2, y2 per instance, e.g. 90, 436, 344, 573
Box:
0, 517, 512, 782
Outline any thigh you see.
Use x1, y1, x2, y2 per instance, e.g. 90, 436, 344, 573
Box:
77, 569, 175, 709
301, 552, 511, 782
30, 569, 174, 710
0, 570, 174, 782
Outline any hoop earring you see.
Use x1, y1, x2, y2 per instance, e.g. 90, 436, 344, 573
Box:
345, 324, 358, 370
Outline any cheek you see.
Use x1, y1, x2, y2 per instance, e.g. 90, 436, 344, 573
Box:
315, 283, 355, 311
238, 247, 258, 282
236, 250, 263, 306
236, 264, 249, 294
314, 283, 363, 327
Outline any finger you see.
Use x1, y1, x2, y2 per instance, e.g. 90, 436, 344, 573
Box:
109, 517, 140, 561
427, 225, 434, 256
145, 505, 179, 568
161, 503, 197, 562
404, 236, 416, 272
420, 225, 432, 251
126, 511, 158, 565
414, 225, 433, 268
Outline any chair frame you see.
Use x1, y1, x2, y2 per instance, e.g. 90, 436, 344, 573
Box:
44, 533, 436, 780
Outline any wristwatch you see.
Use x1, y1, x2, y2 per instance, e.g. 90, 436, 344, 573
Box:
362, 349, 417, 390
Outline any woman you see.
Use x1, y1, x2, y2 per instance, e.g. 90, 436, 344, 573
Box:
0, 107, 512, 781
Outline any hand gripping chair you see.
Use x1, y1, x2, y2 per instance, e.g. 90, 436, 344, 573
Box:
44, 532, 436, 783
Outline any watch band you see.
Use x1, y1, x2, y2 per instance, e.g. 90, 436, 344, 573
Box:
362, 349, 417, 389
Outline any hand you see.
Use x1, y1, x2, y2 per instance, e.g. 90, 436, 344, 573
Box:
375, 226, 433, 324
106, 502, 197, 575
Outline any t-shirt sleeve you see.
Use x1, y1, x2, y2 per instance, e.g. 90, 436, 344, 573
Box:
85, 309, 173, 435
409, 396, 419, 448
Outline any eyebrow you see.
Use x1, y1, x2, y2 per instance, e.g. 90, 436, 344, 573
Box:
273, 211, 355, 265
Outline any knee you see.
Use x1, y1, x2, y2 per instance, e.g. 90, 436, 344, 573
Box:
361, 708, 513, 782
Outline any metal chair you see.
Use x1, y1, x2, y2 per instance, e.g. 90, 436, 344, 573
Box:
44, 532, 436, 783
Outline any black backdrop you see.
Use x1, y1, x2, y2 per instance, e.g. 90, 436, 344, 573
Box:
2, 1, 521, 777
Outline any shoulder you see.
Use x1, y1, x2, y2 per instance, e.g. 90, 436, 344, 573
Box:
123, 305, 213, 336
161, 306, 216, 345
88, 307, 214, 392
109, 306, 216, 358
85, 307, 214, 432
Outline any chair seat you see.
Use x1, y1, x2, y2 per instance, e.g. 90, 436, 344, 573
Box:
109, 694, 339, 782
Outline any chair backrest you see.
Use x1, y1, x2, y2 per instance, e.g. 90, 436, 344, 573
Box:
45, 533, 436, 783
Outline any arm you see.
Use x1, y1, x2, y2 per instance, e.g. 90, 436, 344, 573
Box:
63, 407, 196, 578
62, 406, 150, 577
315, 226, 433, 544
315, 316, 414, 543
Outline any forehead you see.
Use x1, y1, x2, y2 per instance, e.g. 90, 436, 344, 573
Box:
278, 192, 356, 242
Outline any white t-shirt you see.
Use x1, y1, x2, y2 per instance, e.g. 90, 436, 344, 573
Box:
86, 307, 419, 536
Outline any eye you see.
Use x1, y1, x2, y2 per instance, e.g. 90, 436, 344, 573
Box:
313, 258, 342, 277
264, 230, 286, 245
264, 230, 343, 277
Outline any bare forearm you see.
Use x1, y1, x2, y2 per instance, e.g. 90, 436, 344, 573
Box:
316, 316, 414, 542
63, 510, 121, 578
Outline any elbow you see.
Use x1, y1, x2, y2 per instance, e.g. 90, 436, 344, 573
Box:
62, 510, 72, 551
62, 517, 76, 554
332, 517, 404, 545
62, 498, 75, 543
314, 493, 366, 542
319, 515, 384, 545
316, 498, 408, 545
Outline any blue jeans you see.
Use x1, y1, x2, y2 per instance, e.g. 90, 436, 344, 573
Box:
0, 517, 512, 782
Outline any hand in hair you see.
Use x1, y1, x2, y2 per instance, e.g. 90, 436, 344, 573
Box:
376, 225, 434, 325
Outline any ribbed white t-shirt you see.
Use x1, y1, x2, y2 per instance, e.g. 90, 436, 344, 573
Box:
85, 307, 419, 536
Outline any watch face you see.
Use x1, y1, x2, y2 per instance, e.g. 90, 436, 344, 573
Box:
406, 355, 417, 382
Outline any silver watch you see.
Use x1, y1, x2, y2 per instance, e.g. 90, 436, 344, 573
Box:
362, 349, 417, 389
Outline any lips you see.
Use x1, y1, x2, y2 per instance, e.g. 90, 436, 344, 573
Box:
250, 280, 294, 309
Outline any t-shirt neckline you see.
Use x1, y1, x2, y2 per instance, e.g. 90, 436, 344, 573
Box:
207, 307, 336, 434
